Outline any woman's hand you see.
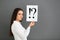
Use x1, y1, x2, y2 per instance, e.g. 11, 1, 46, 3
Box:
29, 21, 35, 28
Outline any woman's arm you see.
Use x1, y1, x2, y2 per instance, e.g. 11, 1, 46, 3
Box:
24, 26, 31, 37
11, 23, 31, 40
24, 21, 35, 37
11, 21, 35, 40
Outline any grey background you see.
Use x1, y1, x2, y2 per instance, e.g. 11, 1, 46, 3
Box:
0, 0, 60, 40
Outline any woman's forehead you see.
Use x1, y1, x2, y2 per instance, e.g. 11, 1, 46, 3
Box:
18, 11, 23, 14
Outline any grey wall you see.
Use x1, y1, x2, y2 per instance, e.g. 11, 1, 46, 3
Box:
0, 0, 60, 40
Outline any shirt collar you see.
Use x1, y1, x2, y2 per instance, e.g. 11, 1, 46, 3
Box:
14, 20, 21, 23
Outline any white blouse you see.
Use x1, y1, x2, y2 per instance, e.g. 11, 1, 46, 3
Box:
11, 20, 31, 40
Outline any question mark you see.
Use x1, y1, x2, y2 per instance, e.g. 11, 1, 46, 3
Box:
29, 8, 36, 18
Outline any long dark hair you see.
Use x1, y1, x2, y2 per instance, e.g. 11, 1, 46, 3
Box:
9, 8, 24, 36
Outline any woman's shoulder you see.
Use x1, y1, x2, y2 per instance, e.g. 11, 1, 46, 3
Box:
11, 21, 20, 28
13, 20, 20, 25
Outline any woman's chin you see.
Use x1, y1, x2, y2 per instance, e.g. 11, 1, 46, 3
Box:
20, 20, 22, 22
19, 19, 22, 21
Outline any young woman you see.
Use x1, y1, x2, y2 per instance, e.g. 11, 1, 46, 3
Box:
10, 8, 35, 40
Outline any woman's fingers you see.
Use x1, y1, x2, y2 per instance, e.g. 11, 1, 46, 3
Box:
29, 21, 35, 27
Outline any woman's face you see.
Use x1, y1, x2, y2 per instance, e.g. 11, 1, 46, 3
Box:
16, 10, 23, 21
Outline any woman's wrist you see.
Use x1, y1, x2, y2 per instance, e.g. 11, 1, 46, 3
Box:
28, 25, 31, 28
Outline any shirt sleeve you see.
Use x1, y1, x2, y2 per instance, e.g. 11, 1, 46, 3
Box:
12, 23, 31, 40
24, 26, 31, 37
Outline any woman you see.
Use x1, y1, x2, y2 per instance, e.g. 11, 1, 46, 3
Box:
10, 8, 35, 40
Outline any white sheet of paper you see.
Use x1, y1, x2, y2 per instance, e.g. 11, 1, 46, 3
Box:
26, 5, 38, 22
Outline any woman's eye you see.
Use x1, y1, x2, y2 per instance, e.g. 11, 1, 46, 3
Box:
22, 14, 23, 15
18, 14, 21, 15
18, 13, 23, 15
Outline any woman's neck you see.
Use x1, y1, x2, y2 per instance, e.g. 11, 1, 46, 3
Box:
15, 20, 20, 22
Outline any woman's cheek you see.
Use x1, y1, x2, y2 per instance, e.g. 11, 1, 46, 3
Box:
21, 15, 23, 18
